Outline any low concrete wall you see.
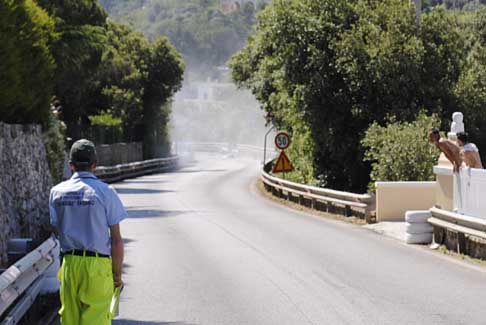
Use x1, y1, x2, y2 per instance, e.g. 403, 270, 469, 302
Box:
96, 142, 143, 166
376, 182, 436, 222
434, 166, 454, 212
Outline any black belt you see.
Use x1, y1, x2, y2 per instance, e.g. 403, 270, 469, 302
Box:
63, 250, 110, 258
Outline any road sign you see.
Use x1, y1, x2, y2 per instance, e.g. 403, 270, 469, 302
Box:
275, 132, 290, 150
272, 150, 294, 173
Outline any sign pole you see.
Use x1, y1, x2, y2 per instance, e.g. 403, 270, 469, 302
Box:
272, 132, 294, 175
263, 125, 276, 166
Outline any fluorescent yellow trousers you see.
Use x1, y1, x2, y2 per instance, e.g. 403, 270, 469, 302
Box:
58, 255, 114, 325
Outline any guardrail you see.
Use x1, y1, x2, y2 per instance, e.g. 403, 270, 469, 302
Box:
185, 142, 374, 222
261, 162, 374, 222
0, 238, 58, 323
429, 207, 486, 256
95, 156, 179, 183
0, 156, 178, 322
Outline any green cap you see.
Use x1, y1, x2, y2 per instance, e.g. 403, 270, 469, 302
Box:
70, 139, 97, 165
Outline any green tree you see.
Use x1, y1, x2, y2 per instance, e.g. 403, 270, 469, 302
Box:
142, 37, 185, 158
0, 0, 56, 123
96, 21, 184, 157
36, 0, 108, 128
454, 8, 486, 162
232, 0, 464, 191
96, 20, 150, 141
362, 113, 441, 190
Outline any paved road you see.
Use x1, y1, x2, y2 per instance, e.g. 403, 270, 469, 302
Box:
113, 153, 486, 325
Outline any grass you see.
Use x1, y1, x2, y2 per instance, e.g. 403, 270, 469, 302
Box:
437, 245, 486, 267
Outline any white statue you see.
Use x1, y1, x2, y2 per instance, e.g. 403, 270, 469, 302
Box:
448, 112, 464, 140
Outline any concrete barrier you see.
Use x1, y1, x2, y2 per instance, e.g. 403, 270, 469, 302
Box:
376, 182, 436, 222
96, 142, 143, 166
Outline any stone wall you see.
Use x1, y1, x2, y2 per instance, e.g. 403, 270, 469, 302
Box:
96, 142, 143, 167
0, 123, 52, 265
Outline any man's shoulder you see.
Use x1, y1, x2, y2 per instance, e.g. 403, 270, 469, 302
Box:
90, 179, 118, 197
50, 179, 73, 193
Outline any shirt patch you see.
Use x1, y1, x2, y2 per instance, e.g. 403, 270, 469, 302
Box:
55, 191, 96, 207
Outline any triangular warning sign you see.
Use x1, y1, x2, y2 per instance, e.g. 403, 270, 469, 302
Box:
272, 151, 294, 173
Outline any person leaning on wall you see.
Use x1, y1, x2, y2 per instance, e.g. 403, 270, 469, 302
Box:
428, 128, 463, 173
457, 132, 483, 169
49, 139, 126, 324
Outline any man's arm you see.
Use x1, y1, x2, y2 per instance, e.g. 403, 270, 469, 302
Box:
110, 224, 124, 288
440, 142, 462, 172
47, 191, 59, 236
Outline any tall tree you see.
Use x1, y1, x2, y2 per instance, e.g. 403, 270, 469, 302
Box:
142, 37, 185, 158
36, 0, 108, 130
0, 0, 56, 123
96, 21, 184, 157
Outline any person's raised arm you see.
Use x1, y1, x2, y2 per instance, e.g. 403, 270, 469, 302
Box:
110, 224, 124, 288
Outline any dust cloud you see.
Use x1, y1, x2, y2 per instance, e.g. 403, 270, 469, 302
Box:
169, 73, 269, 149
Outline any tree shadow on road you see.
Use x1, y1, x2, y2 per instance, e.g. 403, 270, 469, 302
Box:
113, 321, 196, 325
175, 169, 227, 174
126, 209, 193, 219
121, 179, 167, 184
116, 188, 174, 195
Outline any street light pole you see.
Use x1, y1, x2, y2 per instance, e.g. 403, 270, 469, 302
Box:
410, 0, 422, 26
263, 125, 276, 166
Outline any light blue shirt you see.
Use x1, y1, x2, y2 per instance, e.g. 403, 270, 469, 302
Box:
49, 172, 127, 256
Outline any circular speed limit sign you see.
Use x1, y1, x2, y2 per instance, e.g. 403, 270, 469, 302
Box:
275, 132, 291, 150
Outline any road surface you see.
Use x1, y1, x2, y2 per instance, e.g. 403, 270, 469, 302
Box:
113, 153, 486, 325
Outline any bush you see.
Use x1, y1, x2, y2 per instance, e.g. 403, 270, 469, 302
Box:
361, 112, 440, 190
89, 112, 122, 126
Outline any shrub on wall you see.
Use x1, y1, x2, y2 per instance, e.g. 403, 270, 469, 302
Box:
362, 112, 441, 190
42, 114, 66, 184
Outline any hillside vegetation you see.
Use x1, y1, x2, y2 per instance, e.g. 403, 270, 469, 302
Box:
99, 0, 267, 78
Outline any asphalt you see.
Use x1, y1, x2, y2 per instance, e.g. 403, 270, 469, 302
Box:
112, 152, 486, 325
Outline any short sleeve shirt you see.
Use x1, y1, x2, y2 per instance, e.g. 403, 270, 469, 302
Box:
49, 172, 127, 255
463, 143, 479, 152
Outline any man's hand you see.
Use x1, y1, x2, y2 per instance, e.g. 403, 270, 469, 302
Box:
453, 163, 460, 173
113, 272, 123, 288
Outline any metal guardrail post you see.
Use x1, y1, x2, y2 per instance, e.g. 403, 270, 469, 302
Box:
0, 276, 45, 325
260, 161, 373, 220
0, 238, 57, 319
95, 156, 179, 184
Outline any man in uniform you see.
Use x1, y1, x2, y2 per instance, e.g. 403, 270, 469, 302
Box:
49, 139, 126, 324
429, 128, 463, 173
